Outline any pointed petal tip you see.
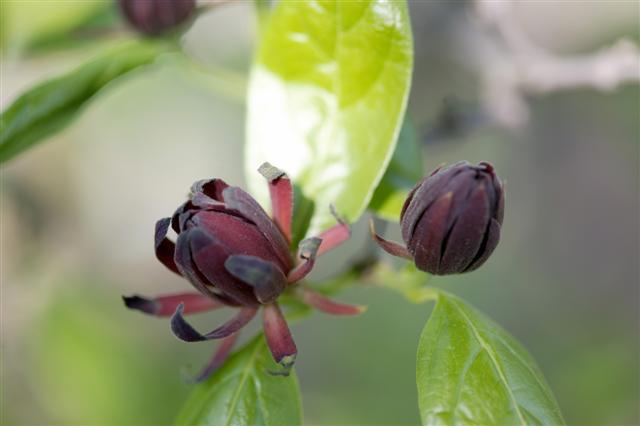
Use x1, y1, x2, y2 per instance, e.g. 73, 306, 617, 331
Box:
369, 219, 412, 260
122, 295, 158, 315
301, 289, 367, 316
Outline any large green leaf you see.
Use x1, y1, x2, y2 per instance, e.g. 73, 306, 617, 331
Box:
417, 292, 565, 426
0, 40, 170, 164
175, 335, 303, 426
368, 117, 423, 220
246, 0, 413, 235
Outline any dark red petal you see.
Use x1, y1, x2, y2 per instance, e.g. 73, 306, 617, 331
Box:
300, 288, 367, 315
316, 205, 351, 256
155, 218, 180, 275
222, 187, 293, 270
171, 304, 258, 342
188, 228, 260, 306
263, 303, 297, 372
411, 192, 453, 274
439, 183, 491, 274
225, 255, 287, 304
369, 219, 412, 260
193, 333, 239, 382
259, 163, 293, 243
287, 237, 321, 283
123, 292, 223, 317
192, 179, 229, 202
465, 218, 501, 272
400, 176, 425, 222
174, 229, 223, 299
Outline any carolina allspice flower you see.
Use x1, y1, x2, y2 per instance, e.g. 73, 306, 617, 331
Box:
118, 0, 196, 36
371, 161, 504, 275
124, 163, 364, 380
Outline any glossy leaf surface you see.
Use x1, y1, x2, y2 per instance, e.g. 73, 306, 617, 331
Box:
368, 117, 423, 220
175, 335, 302, 426
417, 292, 565, 426
246, 0, 413, 234
0, 40, 168, 164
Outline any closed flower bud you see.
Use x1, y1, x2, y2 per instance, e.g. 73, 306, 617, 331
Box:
371, 161, 504, 275
118, 0, 196, 36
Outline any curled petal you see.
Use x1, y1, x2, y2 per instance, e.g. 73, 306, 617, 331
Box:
191, 178, 229, 202
259, 162, 293, 243
287, 237, 321, 284
369, 219, 412, 260
223, 187, 293, 270
155, 218, 180, 275
225, 255, 287, 304
192, 333, 239, 383
263, 303, 297, 373
300, 288, 367, 315
465, 218, 501, 272
171, 304, 258, 342
123, 292, 224, 317
316, 205, 351, 256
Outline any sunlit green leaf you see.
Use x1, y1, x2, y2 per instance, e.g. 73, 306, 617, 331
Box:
246, 0, 413, 235
368, 117, 423, 220
175, 334, 303, 426
417, 292, 565, 426
0, 40, 170, 164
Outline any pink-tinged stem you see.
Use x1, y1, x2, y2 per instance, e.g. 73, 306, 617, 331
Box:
317, 206, 351, 256
263, 303, 297, 372
369, 219, 412, 260
123, 292, 223, 317
300, 288, 367, 316
259, 162, 293, 243
287, 237, 321, 284
193, 332, 239, 382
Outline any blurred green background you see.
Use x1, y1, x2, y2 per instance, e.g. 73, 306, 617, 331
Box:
1, 1, 638, 425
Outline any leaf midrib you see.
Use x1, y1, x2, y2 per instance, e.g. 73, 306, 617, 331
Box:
224, 340, 263, 426
450, 299, 528, 426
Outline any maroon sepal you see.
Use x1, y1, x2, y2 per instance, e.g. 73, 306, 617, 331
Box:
155, 217, 180, 275
225, 255, 287, 304
123, 292, 223, 317
317, 205, 351, 256
287, 237, 322, 284
263, 303, 297, 375
369, 219, 412, 260
300, 288, 367, 316
191, 332, 239, 383
259, 162, 293, 243
171, 304, 258, 342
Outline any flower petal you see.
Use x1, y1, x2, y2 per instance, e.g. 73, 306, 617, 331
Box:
192, 333, 239, 382
259, 162, 293, 243
171, 304, 258, 342
225, 255, 287, 304
155, 218, 180, 275
223, 186, 293, 270
300, 288, 367, 315
123, 292, 224, 317
263, 303, 297, 372
287, 237, 321, 283
369, 219, 412, 260
316, 205, 351, 256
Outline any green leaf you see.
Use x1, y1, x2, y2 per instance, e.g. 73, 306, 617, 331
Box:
175, 334, 303, 426
0, 40, 170, 164
417, 292, 565, 426
368, 117, 423, 220
246, 0, 413, 235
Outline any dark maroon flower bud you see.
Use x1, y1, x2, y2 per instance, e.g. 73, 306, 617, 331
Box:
371, 161, 504, 275
118, 0, 196, 36
124, 163, 364, 379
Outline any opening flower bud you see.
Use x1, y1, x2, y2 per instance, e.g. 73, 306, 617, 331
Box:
372, 161, 504, 275
118, 0, 196, 36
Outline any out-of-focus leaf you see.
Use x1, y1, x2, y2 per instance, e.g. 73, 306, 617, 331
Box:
417, 292, 565, 426
371, 262, 435, 304
0, 40, 170, 164
0, 0, 113, 53
368, 117, 423, 220
175, 334, 303, 426
246, 0, 413, 235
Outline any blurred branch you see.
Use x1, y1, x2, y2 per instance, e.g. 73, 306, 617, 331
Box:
462, 0, 640, 128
